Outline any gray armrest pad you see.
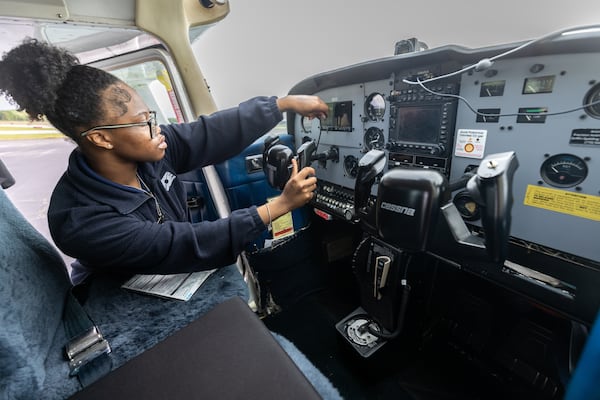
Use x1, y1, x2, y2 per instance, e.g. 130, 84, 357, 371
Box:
69, 297, 321, 400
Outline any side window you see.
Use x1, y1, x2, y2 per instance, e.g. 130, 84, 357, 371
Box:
0, 113, 76, 266
110, 61, 184, 124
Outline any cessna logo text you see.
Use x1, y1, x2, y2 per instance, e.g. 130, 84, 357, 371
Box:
381, 202, 416, 216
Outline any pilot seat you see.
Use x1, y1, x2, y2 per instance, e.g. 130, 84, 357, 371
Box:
0, 160, 341, 399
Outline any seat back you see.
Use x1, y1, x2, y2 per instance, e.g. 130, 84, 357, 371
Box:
0, 186, 75, 398
565, 311, 600, 400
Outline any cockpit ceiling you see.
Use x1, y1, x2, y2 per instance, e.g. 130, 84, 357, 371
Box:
0, 18, 161, 64
0, 0, 135, 25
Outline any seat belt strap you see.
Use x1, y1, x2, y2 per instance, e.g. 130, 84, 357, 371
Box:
63, 289, 112, 386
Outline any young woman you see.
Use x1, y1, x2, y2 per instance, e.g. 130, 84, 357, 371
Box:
0, 39, 328, 284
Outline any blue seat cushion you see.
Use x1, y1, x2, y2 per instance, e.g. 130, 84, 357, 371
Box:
1, 183, 250, 399
0, 187, 74, 398
80, 265, 249, 371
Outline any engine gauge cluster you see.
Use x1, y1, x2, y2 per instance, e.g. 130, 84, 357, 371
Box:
540, 154, 588, 188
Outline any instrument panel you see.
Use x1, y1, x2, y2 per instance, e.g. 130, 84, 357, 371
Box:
292, 44, 600, 264
452, 52, 600, 265
288, 32, 600, 321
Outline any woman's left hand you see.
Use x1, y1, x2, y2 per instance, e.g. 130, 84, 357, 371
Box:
276, 95, 328, 120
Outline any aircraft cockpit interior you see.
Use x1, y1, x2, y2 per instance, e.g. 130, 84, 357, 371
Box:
261, 25, 600, 399
1, 1, 600, 399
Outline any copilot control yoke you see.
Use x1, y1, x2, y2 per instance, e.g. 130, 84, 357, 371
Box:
337, 150, 518, 357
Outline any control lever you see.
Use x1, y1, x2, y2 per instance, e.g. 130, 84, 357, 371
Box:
466, 151, 519, 262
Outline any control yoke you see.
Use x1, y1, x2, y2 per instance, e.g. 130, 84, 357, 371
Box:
360, 150, 519, 264
296, 140, 316, 171
297, 139, 339, 169
339, 151, 518, 357
463, 151, 519, 262
264, 137, 340, 190
263, 135, 294, 190
354, 149, 387, 220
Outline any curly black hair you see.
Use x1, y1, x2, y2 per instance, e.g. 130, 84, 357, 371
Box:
0, 38, 120, 141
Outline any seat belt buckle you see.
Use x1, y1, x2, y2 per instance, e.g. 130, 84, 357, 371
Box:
65, 326, 111, 376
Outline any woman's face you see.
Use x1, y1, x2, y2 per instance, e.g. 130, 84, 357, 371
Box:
96, 83, 167, 162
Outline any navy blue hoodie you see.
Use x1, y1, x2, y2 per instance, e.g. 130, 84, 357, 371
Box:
48, 96, 282, 284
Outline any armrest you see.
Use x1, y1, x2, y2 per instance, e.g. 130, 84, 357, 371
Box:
69, 297, 321, 400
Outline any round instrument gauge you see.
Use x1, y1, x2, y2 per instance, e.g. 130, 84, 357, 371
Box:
540, 154, 588, 188
363, 127, 385, 151
453, 191, 480, 221
364, 93, 386, 121
583, 83, 600, 119
343, 155, 359, 178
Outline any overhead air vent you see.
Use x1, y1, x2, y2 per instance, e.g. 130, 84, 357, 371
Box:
199, 0, 226, 8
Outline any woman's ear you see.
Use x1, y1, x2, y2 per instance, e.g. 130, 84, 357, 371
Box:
85, 131, 113, 150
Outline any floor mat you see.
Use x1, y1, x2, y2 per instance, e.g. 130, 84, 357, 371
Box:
263, 289, 533, 400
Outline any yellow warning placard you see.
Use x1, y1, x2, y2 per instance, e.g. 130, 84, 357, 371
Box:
524, 185, 600, 221
268, 197, 295, 239
272, 211, 294, 239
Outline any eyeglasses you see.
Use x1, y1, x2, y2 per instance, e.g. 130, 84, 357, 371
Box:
80, 111, 158, 138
